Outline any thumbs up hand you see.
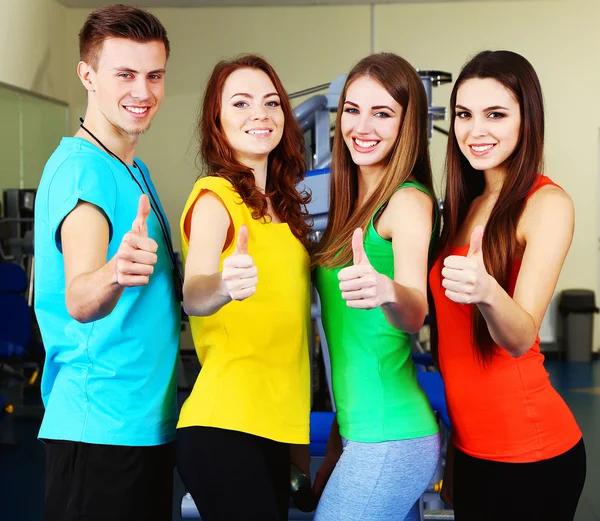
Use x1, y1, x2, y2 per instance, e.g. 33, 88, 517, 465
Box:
132, 192, 150, 237
338, 228, 386, 309
221, 225, 258, 301
441, 225, 492, 305
114, 194, 159, 287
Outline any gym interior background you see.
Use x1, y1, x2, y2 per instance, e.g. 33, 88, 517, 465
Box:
1, 0, 600, 520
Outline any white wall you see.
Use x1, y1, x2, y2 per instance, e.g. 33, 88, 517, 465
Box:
65, 5, 373, 252
376, 0, 599, 346
0, 0, 69, 101
10, 0, 597, 348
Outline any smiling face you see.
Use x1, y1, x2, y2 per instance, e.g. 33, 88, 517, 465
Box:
340, 75, 403, 175
454, 77, 522, 174
219, 67, 284, 165
83, 37, 167, 136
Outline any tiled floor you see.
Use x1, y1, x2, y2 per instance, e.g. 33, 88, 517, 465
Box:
1, 360, 599, 521
546, 360, 600, 521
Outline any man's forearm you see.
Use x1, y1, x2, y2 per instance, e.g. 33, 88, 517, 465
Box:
65, 257, 125, 323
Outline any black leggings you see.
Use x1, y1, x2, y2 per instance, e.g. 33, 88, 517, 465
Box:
176, 426, 290, 521
453, 438, 586, 521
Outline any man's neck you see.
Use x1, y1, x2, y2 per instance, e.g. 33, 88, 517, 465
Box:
76, 113, 138, 166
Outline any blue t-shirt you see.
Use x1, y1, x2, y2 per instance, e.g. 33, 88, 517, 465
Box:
34, 137, 180, 446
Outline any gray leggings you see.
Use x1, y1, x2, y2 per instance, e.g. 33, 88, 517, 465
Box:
315, 434, 440, 521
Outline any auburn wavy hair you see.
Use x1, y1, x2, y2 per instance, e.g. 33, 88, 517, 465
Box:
198, 54, 311, 246
312, 52, 435, 268
434, 50, 545, 364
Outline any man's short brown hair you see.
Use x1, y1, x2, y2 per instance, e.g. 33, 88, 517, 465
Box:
79, 4, 170, 70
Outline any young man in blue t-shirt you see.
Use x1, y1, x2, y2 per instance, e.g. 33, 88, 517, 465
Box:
34, 6, 180, 520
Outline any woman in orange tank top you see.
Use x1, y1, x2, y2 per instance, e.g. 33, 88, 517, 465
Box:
429, 50, 586, 521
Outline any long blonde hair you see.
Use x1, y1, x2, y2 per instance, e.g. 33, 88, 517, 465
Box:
312, 52, 434, 268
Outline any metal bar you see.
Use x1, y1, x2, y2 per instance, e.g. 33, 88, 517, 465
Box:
424, 512, 455, 520
314, 109, 331, 170
19, 96, 24, 189
289, 83, 330, 100
0, 80, 68, 107
293, 95, 328, 124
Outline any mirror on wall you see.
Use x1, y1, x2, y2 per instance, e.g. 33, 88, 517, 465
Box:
0, 82, 69, 201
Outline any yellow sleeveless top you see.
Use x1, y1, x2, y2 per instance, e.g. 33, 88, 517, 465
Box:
177, 176, 311, 443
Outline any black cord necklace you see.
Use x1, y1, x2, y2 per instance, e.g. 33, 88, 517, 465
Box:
79, 118, 183, 302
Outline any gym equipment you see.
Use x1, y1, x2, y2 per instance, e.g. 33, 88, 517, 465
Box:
292, 75, 345, 171
308, 411, 335, 457
0, 264, 29, 444
417, 70, 452, 140
424, 513, 455, 520
0, 259, 44, 446
3, 189, 35, 239
413, 351, 452, 517
1, 190, 35, 275
0, 264, 30, 357
0, 386, 16, 444
290, 464, 319, 512
292, 69, 451, 171
416, 372, 450, 430
180, 493, 198, 519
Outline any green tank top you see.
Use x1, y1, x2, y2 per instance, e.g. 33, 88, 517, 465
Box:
315, 180, 439, 442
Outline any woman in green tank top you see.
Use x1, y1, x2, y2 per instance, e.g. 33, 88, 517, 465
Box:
311, 53, 440, 521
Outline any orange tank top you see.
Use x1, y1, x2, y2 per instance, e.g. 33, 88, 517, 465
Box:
429, 175, 581, 462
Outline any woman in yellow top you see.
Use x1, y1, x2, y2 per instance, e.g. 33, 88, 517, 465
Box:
176, 55, 312, 521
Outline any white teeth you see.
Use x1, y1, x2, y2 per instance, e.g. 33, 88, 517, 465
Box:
247, 129, 270, 135
471, 144, 494, 152
125, 106, 148, 114
355, 138, 378, 148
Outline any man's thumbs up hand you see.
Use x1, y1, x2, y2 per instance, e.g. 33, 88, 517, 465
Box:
114, 195, 158, 287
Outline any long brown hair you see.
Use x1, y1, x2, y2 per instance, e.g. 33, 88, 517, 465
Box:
199, 54, 311, 246
437, 50, 545, 363
312, 53, 434, 268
